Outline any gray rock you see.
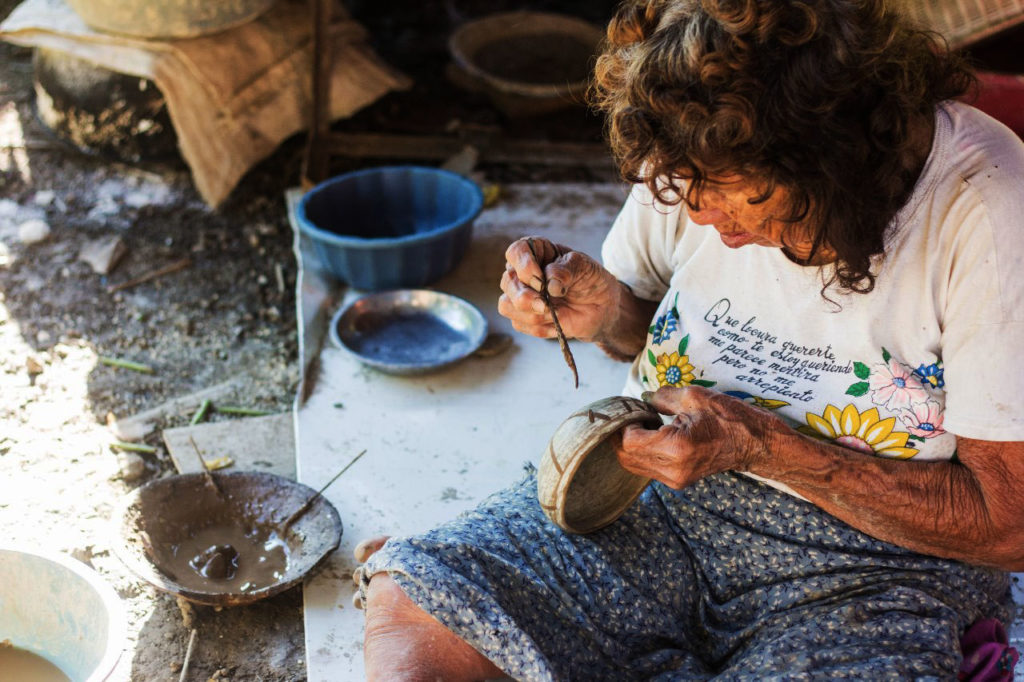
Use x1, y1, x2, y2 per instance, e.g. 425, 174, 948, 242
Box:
18, 218, 51, 244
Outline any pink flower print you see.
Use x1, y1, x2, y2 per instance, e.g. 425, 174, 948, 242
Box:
900, 400, 946, 439
868, 359, 928, 410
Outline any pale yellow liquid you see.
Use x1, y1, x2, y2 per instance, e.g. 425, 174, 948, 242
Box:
0, 641, 71, 682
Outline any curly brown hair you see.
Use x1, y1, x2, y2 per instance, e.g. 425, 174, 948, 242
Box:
590, 0, 974, 293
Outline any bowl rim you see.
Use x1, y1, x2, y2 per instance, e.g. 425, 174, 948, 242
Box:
296, 165, 484, 250
0, 544, 127, 682
329, 288, 489, 374
448, 10, 605, 98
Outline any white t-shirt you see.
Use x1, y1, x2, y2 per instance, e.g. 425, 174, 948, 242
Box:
601, 101, 1024, 495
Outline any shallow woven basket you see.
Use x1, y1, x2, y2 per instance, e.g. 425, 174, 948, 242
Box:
891, 0, 1024, 48
538, 396, 663, 534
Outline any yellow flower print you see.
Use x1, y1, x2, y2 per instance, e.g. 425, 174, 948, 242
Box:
655, 352, 695, 387
799, 404, 919, 459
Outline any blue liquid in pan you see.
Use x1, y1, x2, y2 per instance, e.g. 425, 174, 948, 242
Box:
350, 312, 471, 365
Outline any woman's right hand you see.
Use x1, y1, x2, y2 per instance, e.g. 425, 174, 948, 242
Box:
498, 236, 623, 342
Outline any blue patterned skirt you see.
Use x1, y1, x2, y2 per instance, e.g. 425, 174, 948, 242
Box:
359, 469, 1011, 681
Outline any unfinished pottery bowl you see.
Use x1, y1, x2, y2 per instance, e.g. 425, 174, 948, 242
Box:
111, 471, 342, 607
538, 396, 663, 534
448, 11, 605, 117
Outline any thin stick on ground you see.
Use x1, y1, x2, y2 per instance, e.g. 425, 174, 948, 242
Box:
526, 238, 579, 388
112, 440, 157, 454
99, 356, 154, 374
107, 257, 192, 293
178, 628, 197, 682
189, 398, 211, 425
216, 405, 272, 416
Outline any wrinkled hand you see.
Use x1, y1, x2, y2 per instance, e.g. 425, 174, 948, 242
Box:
498, 237, 621, 341
617, 386, 782, 489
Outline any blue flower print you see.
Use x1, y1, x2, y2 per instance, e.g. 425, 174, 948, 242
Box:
650, 311, 678, 345
914, 362, 944, 389
649, 293, 680, 345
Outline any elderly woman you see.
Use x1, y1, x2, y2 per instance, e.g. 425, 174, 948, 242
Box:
357, 0, 1024, 679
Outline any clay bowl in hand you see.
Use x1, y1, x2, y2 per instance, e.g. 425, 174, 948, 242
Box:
111, 471, 342, 607
538, 396, 663, 534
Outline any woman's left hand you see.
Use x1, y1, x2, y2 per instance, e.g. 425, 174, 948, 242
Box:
617, 386, 782, 489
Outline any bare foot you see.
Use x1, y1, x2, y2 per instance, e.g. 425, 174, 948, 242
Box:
363, 573, 505, 682
351, 536, 391, 609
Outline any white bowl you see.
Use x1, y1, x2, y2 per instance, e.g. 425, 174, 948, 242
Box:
0, 546, 125, 681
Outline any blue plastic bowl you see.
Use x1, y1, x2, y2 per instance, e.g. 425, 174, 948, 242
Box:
297, 166, 484, 291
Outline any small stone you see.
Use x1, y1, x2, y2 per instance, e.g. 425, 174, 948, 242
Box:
117, 452, 147, 482
33, 190, 56, 207
79, 235, 128, 275
440, 144, 479, 176
124, 191, 151, 208
70, 546, 95, 568
0, 198, 18, 219
18, 219, 51, 245
25, 355, 44, 375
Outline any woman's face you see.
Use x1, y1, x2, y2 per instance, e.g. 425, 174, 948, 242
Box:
685, 176, 820, 260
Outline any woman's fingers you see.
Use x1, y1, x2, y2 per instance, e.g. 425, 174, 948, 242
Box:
504, 237, 563, 292
497, 293, 556, 338
544, 250, 606, 299
498, 266, 557, 337
500, 237, 619, 341
642, 385, 700, 416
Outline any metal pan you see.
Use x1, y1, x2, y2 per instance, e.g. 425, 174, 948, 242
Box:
330, 289, 488, 374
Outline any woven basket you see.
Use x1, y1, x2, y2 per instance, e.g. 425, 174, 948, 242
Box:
892, 0, 1024, 48
537, 396, 663, 534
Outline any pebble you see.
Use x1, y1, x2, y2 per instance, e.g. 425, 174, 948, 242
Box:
0, 198, 18, 220
25, 355, 44, 375
118, 452, 147, 482
70, 546, 95, 568
33, 190, 56, 207
18, 219, 51, 244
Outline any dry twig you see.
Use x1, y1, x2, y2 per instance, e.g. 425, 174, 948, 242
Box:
107, 257, 192, 293
178, 628, 197, 682
189, 436, 224, 498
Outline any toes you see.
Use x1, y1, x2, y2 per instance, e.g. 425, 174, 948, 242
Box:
354, 535, 390, 563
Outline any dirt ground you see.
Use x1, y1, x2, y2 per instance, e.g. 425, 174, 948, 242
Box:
0, 1, 617, 680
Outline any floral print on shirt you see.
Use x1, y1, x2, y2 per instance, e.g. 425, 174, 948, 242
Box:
799, 347, 947, 457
